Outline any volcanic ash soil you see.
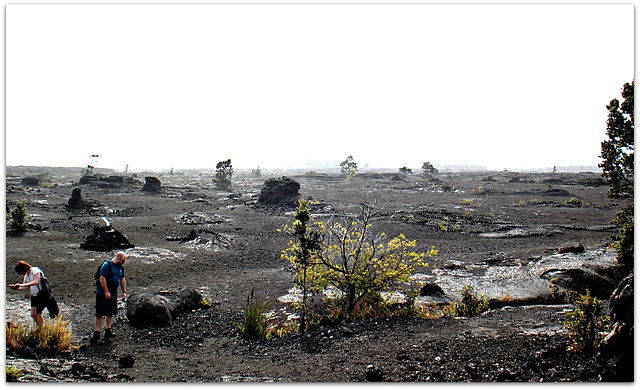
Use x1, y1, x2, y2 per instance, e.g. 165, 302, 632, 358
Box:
5, 168, 626, 382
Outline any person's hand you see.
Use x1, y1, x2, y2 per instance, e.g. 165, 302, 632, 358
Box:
122, 292, 127, 301
105, 291, 112, 299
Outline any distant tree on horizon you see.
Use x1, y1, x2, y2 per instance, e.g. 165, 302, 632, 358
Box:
214, 159, 233, 190
422, 162, 438, 177
340, 155, 358, 175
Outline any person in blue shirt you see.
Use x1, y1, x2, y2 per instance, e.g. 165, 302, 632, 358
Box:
91, 251, 127, 342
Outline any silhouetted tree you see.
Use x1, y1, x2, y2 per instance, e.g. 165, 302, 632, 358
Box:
340, 155, 358, 175
422, 162, 438, 176
599, 80, 634, 266
214, 159, 233, 190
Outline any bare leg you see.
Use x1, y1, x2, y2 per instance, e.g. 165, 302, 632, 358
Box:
31, 307, 44, 328
95, 316, 103, 332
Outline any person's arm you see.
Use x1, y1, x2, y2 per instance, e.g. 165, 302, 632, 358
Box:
100, 276, 111, 299
121, 278, 127, 300
17, 272, 40, 289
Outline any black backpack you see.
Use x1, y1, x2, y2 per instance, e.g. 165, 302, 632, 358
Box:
94, 261, 112, 287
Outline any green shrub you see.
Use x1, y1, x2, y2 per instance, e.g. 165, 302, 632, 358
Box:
6, 365, 24, 380
237, 291, 271, 339
393, 289, 419, 318
327, 291, 392, 323
444, 286, 488, 317
563, 198, 583, 206
615, 218, 634, 267
438, 219, 461, 232
564, 290, 610, 354
8, 199, 29, 232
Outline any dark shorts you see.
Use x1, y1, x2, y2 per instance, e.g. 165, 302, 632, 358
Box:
30, 294, 47, 314
95, 293, 118, 318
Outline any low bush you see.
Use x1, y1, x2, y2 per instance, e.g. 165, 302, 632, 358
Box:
6, 316, 73, 351
7, 199, 29, 232
34, 316, 73, 350
443, 286, 488, 317
326, 291, 392, 323
6, 365, 24, 380
564, 290, 610, 354
237, 292, 271, 339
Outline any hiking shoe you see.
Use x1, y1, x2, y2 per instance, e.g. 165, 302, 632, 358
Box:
90, 331, 100, 342
105, 328, 116, 338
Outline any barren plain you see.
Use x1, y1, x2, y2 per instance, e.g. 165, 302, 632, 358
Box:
5, 167, 626, 382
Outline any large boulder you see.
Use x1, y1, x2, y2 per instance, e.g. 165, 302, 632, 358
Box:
21, 177, 40, 187
78, 175, 102, 185
557, 242, 585, 254
80, 225, 135, 252
258, 176, 301, 207
126, 288, 204, 328
65, 188, 85, 209
142, 177, 162, 192
596, 272, 634, 381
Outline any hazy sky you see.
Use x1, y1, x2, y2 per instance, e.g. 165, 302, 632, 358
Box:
6, 2, 634, 172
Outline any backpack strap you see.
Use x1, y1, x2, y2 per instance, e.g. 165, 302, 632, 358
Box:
35, 269, 44, 292
105, 260, 112, 278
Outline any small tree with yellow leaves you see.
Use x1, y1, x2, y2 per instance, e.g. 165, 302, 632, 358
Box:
282, 200, 437, 319
281, 199, 323, 332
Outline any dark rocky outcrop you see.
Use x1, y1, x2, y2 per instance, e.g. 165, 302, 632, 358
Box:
596, 271, 634, 382
420, 283, 446, 297
126, 288, 204, 328
258, 176, 301, 207
533, 250, 624, 300
79, 174, 139, 188
557, 242, 585, 254
142, 177, 162, 192
21, 177, 40, 187
540, 267, 617, 299
78, 175, 99, 185
80, 225, 135, 252
65, 188, 85, 209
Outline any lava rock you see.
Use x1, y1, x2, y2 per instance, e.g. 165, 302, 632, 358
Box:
596, 271, 633, 381
541, 267, 616, 299
420, 282, 445, 297
365, 364, 384, 382
71, 362, 87, 374
258, 176, 301, 207
80, 225, 135, 252
126, 287, 204, 328
66, 188, 85, 209
557, 242, 585, 254
142, 177, 162, 192
21, 176, 40, 187
119, 355, 136, 368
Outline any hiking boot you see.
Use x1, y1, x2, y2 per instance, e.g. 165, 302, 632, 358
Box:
105, 328, 116, 338
90, 331, 100, 342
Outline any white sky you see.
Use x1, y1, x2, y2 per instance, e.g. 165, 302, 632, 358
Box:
5, 2, 635, 172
